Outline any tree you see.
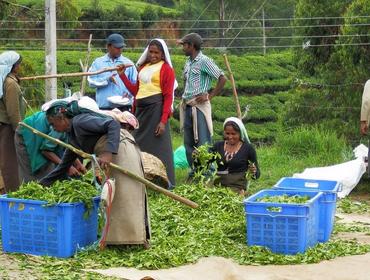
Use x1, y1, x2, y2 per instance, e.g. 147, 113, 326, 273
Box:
336, 0, 370, 82
174, 0, 296, 51
147, 0, 175, 7
293, 0, 352, 76
141, 6, 159, 28
79, 1, 107, 41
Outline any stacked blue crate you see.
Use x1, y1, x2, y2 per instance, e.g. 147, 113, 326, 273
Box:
273, 177, 341, 242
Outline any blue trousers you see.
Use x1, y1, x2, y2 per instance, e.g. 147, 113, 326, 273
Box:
183, 106, 212, 175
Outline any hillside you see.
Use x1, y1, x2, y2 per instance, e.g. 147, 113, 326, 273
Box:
19, 49, 294, 143
17, 0, 178, 15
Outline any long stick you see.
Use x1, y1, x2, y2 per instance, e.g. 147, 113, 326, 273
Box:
223, 54, 242, 119
20, 65, 133, 81
19, 122, 199, 209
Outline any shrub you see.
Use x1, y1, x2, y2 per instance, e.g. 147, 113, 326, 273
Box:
275, 126, 347, 164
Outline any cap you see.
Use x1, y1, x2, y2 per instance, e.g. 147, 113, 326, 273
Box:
106, 33, 126, 48
177, 33, 203, 48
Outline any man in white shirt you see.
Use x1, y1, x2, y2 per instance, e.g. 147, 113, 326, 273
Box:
360, 80, 370, 135
88, 34, 137, 111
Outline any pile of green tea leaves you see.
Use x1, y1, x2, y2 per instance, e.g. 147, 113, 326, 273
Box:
256, 194, 311, 204
337, 197, 370, 214
7, 178, 99, 213
21, 183, 370, 279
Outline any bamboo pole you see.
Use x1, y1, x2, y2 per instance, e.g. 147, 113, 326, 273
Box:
20, 64, 133, 81
223, 54, 242, 119
19, 122, 199, 209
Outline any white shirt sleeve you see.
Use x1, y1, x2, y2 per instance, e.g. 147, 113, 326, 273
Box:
87, 60, 109, 88
360, 80, 370, 122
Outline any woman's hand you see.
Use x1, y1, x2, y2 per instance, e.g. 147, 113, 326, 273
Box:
117, 64, 127, 75
98, 152, 113, 170
67, 166, 80, 177
248, 162, 257, 175
155, 122, 165, 136
74, 159, 87, 174
109, 74, 118, 85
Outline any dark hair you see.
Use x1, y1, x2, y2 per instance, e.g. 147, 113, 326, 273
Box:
224, 121, 240, 133
149, 40, 164, 53
11, 55, 22, 72
180, 33, 203, 51
192, 42, 201, 51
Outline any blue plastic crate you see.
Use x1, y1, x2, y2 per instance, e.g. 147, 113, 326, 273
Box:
273, 177, 341, 242
0, 195, 100, 258
244, 189, 322, 255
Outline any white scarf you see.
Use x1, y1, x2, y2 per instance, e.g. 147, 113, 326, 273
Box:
136, 38, 178, 108
0, 51, 20, 99
224, 117, 250, 143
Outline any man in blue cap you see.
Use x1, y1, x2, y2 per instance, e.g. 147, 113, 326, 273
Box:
88, 33, 137, 111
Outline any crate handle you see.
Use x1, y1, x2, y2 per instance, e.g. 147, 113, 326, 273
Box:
266, 206, 282, 212
247, 212, 308, 218
304, 182, 319, 188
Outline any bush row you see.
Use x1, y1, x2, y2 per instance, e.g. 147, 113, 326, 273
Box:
18, 50, 294, 106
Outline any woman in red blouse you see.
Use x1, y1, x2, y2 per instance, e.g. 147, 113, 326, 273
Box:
118, 39, 177, 188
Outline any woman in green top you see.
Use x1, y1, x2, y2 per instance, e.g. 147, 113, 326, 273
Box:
15, 111, 85, 183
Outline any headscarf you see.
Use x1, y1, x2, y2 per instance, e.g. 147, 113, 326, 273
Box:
136, 38, 178, 109
42, 96, 76, 116
42, 96, 108, 119
0, 51, 21, 99
100, 108, 139, 129
223, 117, 250, 143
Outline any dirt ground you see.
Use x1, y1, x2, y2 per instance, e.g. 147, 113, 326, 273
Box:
88, 212, 370, 280
0, 250, 38, 280
89, 253, 370, 280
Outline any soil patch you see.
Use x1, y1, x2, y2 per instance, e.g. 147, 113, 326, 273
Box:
0, 251, 38, 280
88, 254, 370, 280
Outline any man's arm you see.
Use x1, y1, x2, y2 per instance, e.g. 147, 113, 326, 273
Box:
360, 80, 370, 135
195, 75, 227, 103
87, 59, 111, 88
209, 75, 227, 100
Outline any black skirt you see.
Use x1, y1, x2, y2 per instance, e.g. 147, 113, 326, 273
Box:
134, 94, 175, 186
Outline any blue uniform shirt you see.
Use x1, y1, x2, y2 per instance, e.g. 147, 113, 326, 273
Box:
88, 53, 138, 109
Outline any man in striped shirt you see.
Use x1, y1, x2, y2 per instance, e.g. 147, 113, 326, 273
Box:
178, 33, 227, 179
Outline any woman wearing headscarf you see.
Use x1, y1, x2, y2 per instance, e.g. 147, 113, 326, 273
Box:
209, 117, 260, 195
118, 38, 177, 188
39, 100, 150, 246
0, 51, 25, 192
15, 110, 85, 183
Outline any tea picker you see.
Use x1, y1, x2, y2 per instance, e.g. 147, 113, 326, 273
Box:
19, 122, 199, 209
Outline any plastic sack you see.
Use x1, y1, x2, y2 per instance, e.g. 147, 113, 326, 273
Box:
174, 145, 189, 169
293, 144, 367, 198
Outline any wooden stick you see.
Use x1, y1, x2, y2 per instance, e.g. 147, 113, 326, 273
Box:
19, 64, 133, 81
19, 122, 199, 209
223, 54, 242, 119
